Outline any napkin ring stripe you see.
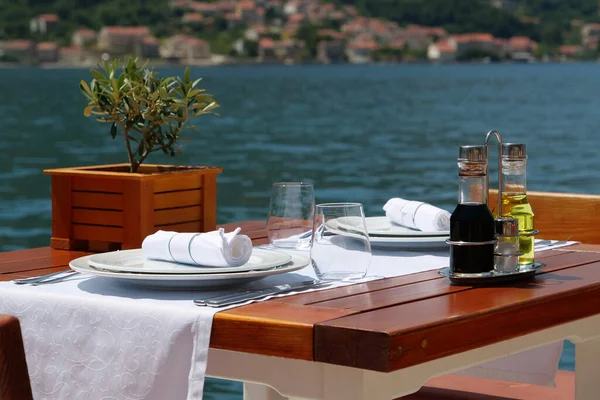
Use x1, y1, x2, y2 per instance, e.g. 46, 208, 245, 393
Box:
412, 202, 425, 227
167, 233, 177, 262
188, 233, 202, 264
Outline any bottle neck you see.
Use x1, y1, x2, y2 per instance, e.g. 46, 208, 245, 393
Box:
502, 161, 527, 195
458, 175, 488, 204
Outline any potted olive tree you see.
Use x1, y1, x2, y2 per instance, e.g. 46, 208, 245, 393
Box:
44, 59, 222, 252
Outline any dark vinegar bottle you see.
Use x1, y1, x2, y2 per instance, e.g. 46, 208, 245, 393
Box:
449, 145, 495, 274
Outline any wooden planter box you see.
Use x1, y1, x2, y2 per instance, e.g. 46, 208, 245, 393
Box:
44, 164, 222, 252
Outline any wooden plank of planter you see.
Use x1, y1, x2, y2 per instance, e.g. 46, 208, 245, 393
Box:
156, 221, 205, 232
314, 256, 600, 372
202, 173, 218, 231
154, 189, 202, 210
73, 225, 123, 243
153, 172, 204, 193
123, 179, 154, 250
71, 177, 125, 193
154, 205, 203, 226
72, 192, 123, 210
72, 209, 123, 226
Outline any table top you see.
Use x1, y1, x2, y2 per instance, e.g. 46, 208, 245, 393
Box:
2, 221, 600, 373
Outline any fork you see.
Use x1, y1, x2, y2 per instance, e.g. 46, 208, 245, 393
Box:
13, 270, 78, 285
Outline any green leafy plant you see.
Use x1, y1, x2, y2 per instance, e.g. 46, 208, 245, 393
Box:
80, 58, 219, 173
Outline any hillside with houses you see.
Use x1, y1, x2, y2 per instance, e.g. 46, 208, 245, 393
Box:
2, 0, 600, 66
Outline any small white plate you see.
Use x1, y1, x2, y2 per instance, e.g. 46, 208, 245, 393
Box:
70, 253, 310, 289
88, 248, 292, 275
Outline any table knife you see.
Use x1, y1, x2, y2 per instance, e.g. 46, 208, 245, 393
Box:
194, 280, 328, 307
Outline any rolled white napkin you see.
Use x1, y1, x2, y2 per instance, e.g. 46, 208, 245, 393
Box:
141, 227, 252, 267
383, 198, 450, 232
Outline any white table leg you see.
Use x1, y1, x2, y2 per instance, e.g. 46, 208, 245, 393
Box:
243, 382, 303, 400
576, 337, 600, 399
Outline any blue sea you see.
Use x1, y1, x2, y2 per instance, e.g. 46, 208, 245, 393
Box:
2, 63, 595, 397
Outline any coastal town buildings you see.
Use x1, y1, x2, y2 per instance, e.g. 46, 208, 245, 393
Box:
0, 0, 594, 66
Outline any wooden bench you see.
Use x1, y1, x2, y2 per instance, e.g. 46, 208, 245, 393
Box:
489, 189, 600, 244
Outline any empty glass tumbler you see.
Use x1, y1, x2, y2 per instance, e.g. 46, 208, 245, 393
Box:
310, 203, 372, 281
266, 182, 315, 249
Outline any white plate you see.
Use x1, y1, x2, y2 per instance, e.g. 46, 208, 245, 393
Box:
368, 235, 449, 250
70, 253, 310, 289
362, 216, 449, 237
325, 217, 449, 250
88, 248, 292, 275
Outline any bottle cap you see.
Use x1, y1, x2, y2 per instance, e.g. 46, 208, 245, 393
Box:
495, 217, 519, 236
458, 145, 486, 163
502, 143, 527, 160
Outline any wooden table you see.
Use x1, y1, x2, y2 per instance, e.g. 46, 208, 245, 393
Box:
2, 220, 600, 399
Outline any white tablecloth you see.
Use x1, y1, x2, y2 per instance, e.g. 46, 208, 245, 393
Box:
0, 241, 572, 399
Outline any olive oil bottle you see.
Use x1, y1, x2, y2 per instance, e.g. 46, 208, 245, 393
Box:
502, 193, 534, 265
500, 143, 535, 266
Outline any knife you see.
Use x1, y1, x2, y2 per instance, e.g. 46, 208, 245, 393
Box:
194, 279, 329, 307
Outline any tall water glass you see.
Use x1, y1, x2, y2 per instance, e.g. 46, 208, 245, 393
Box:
311, 203, 372, 281
266, 182, 315, 249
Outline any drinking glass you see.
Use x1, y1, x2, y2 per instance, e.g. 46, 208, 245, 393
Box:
310, 203, 372, 281
266, 182, 315, 249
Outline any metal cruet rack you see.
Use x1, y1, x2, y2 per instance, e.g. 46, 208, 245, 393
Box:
444, 129, 541, 282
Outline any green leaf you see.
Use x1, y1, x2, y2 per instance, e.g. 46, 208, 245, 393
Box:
83, 105, 93, 117
203, 102, 219, 112
192, 78, 203, 88
91, 69, 105, 82
110, 122, 117, 139
184, 67, 190, 84
80, 80, 93, 97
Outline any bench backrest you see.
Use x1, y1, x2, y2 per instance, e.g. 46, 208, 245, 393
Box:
489, 190, 600, 244
0, 314, 33, 400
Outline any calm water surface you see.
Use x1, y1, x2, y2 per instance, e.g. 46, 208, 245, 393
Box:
1, 63, 595, 395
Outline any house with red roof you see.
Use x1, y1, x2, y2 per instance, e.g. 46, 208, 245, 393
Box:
317, 39, 346, 64
581, 23, 600, 49
98, 26, 151, 54
427, 40, 456, 62
182, 12, 205, 24
346, 35, 379, 64
450, 33, 497, 57
0, 40, 36, 61
59, 46, 84, 64
258, 37, 277, 61
161, 34, 211, 62
189, 2, 221, 16
72, 28, 97, 48
138, 36, 160, 58
30, 14, 60, 35
36, 42, 59, 62
558, 45, 582, 60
